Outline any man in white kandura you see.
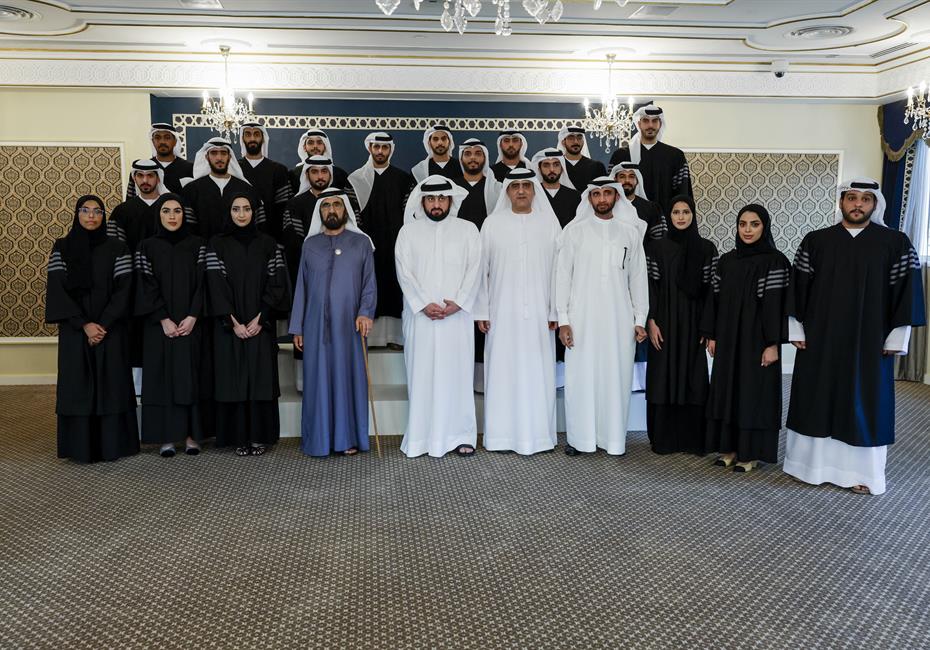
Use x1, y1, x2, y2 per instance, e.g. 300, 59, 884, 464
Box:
395, 175, 483, 458
557, 176, 649, 456
474, 168, 562, 455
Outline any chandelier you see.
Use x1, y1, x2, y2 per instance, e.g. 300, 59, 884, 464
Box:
582, 54, 636, 152
905, 82, 930, 132
374, 0, 564, 35
200, 45, 256, 141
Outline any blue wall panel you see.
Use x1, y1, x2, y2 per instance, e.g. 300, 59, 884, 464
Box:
149, 96, 616, 173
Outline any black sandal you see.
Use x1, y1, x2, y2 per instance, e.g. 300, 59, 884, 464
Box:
235, 446, 252, 457
455, 445, 476, 457
251, 444, 266, 456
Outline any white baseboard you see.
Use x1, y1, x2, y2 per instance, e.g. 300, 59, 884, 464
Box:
0, 375, 56, 386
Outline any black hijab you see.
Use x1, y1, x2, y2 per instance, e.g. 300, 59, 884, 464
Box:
224, 191, 259, 243
60, 195, 109, 291
735, 204, 778, 258
666, 194, 704, 299
152, 193, 190, 245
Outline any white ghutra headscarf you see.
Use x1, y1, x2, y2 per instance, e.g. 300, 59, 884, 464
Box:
348, 132, 395, 213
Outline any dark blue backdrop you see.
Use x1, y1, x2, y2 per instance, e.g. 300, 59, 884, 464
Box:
150, 96, 619, 173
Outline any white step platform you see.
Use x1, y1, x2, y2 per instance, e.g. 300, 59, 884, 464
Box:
277, 345, 648, 439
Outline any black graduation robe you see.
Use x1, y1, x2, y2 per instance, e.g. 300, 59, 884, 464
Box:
610, 143, 693, 216
107, 196, 160, 367
453, 177, 491, 230
357, 166, 416, 320
181, 175, 267, 241
787, 223, 925, 448
240, 157, 293, 243
704, 249, 790, 463
125, 157, 193, 198
289, 163, 350, 196
631, 195, 668, 242
544, 186, 582, 229
490, 160, 526, 183
135, 235, 209, 444
425, 158, 463, 180
281, 191, 320, 287
206, 232, 292, 446
45, 237, 139, 462
547, 185, 583, 364
645, 238, 717, 454
565, 156, 606, 192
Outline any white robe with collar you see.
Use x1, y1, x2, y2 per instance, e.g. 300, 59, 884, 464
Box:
556, 215, 649, 455
395, 216, 483, 458
473, 208, 562, 454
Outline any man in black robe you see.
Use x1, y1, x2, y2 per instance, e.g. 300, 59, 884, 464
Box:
490, 130, 530, 182
288, 129, 350, 194
109, 159, 166, 250
556, 125, 606, 192
611, 161, 668, 242
109, 159, 168, 386
238, 122, 293, 243
609, 104, 693, 216
281, 155, 335, 284
125, 123, 194, 198
452, 138, 501, 230
349, 131, 416, 348
783, 178, 926, 495
412, 125, 462, 183
530, 148, 580, 228
181, 138, 266, 241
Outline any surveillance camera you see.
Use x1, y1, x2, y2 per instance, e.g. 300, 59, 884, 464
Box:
772, 59, 789, 79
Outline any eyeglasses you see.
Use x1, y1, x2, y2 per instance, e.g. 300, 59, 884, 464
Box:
78, 207, 104, 217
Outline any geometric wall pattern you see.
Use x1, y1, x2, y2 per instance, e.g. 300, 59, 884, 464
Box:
0, 145, 123, 337
172, 113, 581, 158
690, 151, 840, 259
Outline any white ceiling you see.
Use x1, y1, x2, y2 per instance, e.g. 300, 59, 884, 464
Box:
2, 0, 930, 100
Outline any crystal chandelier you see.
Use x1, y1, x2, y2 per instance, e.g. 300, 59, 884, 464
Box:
374, 0, 564, 36
582, 54, 636, 152
200, 45, 256, 141
905, 82, 930, 132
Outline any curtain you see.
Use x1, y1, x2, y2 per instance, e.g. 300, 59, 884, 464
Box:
895, 139, 930, 382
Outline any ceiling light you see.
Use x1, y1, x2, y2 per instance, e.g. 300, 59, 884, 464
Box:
179, 0, 223, 8
0, 6, 36, 21
787, 25, 854, 40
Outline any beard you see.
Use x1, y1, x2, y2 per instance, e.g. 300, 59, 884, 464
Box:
155, 143, 172, 155
566, 143, 583, 155
541, 171, 560, 184
244, 140, 262, 155
427, 206, 450, 222
137, 182, 156, 194
372, 152, 389, 165
431, 145, 448, 156
842, 205, 874, 225
208, 160, 228, 175
594, 202, 614, 216
322, 213, 348, 230
463, 160, 483, 174
621, 182, 636, 198
311, 178, 330, 191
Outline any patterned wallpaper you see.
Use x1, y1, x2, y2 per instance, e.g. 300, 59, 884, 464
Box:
0, 145, 123, 337
690, 151, 840, 259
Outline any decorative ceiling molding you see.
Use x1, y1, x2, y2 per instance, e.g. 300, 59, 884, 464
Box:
0, 56, 898, 100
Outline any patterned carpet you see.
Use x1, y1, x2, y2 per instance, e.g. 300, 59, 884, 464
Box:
1, 380, 929, 649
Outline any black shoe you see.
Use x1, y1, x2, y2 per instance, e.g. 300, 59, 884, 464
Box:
160, 446, 176, 458
185, 445, 200, 456
564, 445, 580, 456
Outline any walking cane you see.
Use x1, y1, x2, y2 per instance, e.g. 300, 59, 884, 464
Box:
360, 331, 383, 458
